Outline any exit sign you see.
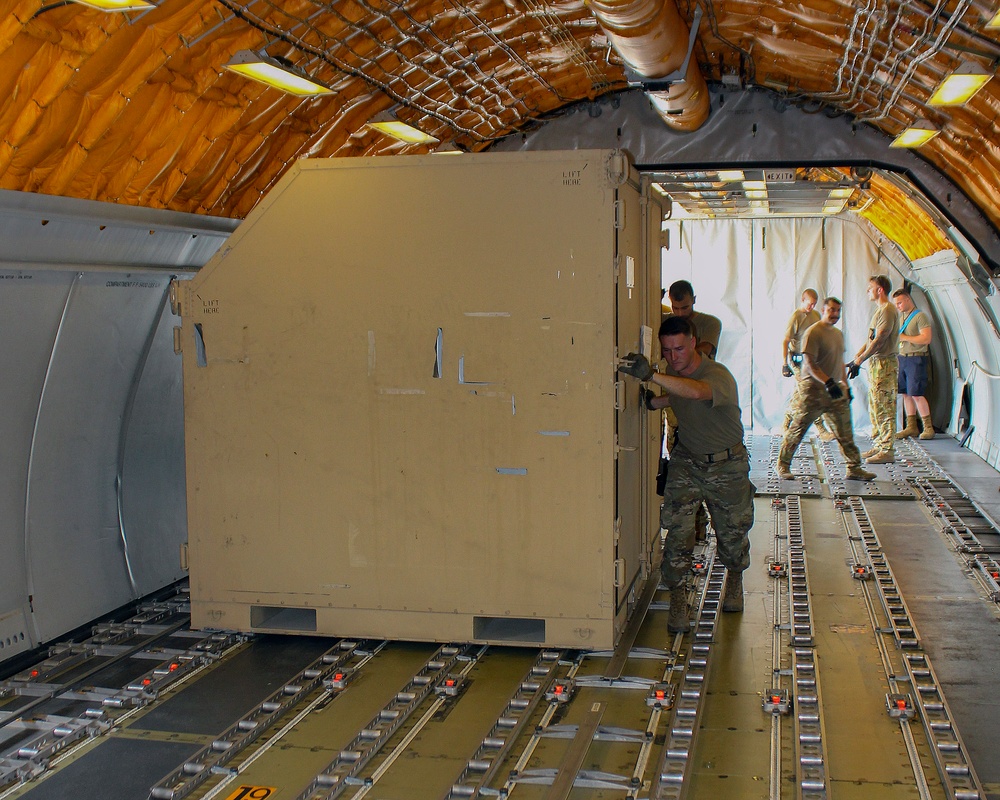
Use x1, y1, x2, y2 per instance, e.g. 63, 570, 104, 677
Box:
763, 170, 796, 182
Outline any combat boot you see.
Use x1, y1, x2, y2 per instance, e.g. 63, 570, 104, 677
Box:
919, 415, 935, 439
722, 570, 744, 613
845, 465, 876, 480
776, 462, 793, 480
896, 414, 919, 439
668, 584, 690, 633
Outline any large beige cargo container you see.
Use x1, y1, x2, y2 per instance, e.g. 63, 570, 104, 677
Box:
178, 150, 663, 649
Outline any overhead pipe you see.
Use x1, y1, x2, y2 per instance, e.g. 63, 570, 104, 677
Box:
588, 0, 710, 131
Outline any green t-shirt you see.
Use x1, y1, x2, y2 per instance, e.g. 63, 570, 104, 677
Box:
801, 322, 846, 384
868, 302, 899, 358
898, 309, 931, 356
668, 358, 744, 454
663, 309, 722, 357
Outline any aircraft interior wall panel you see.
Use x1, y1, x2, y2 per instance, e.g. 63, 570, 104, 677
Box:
0, 273, 72, 630
118, 293, 190, 595
22, 273, 179, 644
183, 151, 660, 650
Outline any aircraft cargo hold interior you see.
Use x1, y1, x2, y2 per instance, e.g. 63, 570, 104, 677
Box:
3, 1, 1000, 798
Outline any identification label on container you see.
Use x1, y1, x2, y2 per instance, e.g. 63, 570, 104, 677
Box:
224, 787, 276, 800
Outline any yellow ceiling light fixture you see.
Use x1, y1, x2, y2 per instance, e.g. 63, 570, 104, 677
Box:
986, 9, 1000, 28
928, 61, 993, 106
717, 170, 745, 182
367, 110, 439, 145
890, 120, 941, 148
828, 187, 853, 199
223, 50, 334, 97
69, 0, 153, 9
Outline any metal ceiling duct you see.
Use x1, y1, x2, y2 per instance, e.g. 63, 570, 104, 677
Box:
588, 0, 710, 131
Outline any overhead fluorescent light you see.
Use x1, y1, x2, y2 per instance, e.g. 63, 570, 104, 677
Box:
69, 0, 152, 9
367, 110, 438, 145
828, 187, 854, 198
223, 50, 333, 97
928, 62, 992, 106
745, 189, 768, 200
744, 180, 767, 191
823, 200, 847, 214
890, 120, 941, 148
717, 170, 745, 182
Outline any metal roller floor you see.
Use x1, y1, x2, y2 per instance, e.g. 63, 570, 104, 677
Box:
2, 435, 1000, 800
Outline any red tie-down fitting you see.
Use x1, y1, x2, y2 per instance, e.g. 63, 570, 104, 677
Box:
435, 674, 466, 697
325, 669, 353, 692
545, 679, 576, 703
646, 682, 676, 709
762, 688, 791, 714
886, 692, 915, 719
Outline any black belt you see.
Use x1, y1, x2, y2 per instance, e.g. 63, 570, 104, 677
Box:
683, 443, 746, 463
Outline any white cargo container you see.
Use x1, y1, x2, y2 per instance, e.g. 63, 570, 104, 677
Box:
177, 150, 663, 649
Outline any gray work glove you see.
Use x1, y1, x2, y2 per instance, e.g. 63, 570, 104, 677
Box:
618, 352, 654, 381
640, 387, 657, 410
824, 378, 844, 400
781, 364, 794, 378
846, 361, 861, 379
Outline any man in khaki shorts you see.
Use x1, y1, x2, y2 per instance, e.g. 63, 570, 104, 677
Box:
892, 286, 934, 440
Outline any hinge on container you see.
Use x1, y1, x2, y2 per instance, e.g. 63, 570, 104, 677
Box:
614, 199, 626, 230
179, 542, 189, 571
172, 326, 182, 355
614, 557, 625, 588
614, 380, 626, 410
613, 517, 622, 546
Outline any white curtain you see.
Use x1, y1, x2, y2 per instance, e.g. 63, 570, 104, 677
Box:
662, 216, 892, 434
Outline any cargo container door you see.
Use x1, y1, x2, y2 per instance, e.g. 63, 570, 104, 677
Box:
614, 171, 650, 626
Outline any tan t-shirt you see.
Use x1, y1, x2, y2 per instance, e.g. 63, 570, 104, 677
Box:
667, 358, 744, 454
868, 302, 899, 358
898, 309, 931, 356
785, 308, 820, 353
801, 322, 846, 385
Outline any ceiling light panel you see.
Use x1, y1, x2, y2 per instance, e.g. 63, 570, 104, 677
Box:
928, 62, 992, 106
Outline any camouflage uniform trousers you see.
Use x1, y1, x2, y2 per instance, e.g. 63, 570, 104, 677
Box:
663, 408, 710, 534
868, 355, 898, 454
659, 446, 754, 588
779, 380, 863, 467
783, 360, 833, 434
